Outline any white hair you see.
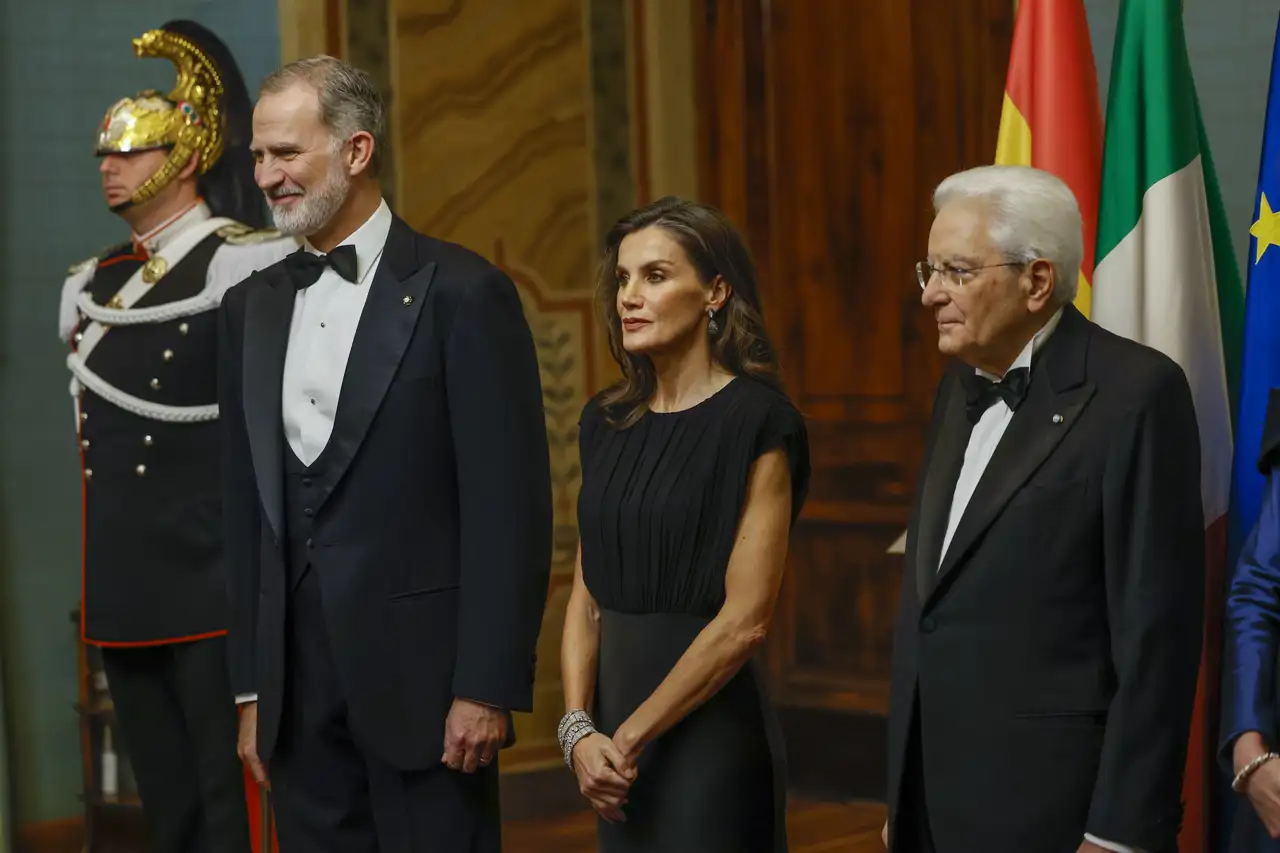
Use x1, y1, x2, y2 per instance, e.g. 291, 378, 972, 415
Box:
932, 165, 1083, 306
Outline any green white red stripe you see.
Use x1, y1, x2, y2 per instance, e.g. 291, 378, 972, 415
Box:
1091, 1, 1243, 849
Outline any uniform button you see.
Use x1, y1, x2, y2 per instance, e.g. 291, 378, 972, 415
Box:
302, 478, 313, 487
143, 435, 153, 447
303, 508, 314, 517
135, 464, 147, 476
81, 411, 89, 423
310, 398, 316, 405
149, 378, 161, 390
74, 332, 84, 343
179, 323, 189, 335
163, 349, 174, 362
84, 468, 93, 481
320, 322, 326, 328
306, 538, 313, 549
81, 439, 90, 449
920, 617, 937, 634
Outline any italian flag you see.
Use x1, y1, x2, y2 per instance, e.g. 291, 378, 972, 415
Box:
1090, 1, 1244, 850
994, 0, 1103, 318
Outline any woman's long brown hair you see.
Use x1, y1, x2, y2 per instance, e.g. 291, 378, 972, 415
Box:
595, 196, 783, 428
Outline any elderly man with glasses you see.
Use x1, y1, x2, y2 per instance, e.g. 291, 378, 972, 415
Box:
881, 165, 1205, 853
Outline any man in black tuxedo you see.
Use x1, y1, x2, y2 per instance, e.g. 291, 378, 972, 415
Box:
219, 55, 552, 851
882, 165, 1205, 853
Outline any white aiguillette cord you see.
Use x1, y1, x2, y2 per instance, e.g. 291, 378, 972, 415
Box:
67, 216, 235, 426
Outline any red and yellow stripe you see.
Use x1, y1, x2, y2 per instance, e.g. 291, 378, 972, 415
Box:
995, 0, 1103, 317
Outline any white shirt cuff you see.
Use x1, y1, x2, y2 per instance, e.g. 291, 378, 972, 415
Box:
235, 693, 258, 704
1085, 833, 1142, 853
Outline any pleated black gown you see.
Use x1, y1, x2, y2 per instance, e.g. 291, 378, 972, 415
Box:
577, 376, 811, 853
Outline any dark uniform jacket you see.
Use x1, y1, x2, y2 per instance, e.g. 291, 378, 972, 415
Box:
62, 201, 294, 645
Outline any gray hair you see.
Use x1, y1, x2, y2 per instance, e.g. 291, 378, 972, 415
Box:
933, 165, 1083, 306
261, 55, 388, 175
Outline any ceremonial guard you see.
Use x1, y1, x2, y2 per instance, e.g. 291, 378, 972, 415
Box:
57, 21, 294, 852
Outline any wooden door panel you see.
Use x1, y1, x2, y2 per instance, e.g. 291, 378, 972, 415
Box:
696, 0, 1013, 732
784, 524, 904, 710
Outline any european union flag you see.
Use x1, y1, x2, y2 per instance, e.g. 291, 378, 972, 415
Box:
1229, 14, 1280, 573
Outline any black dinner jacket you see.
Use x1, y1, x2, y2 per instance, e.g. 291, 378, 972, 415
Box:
886, 305, 1205, 853
218, 214, 553, 771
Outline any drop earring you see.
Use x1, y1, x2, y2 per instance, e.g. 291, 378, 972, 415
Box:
707, 308, 720, 336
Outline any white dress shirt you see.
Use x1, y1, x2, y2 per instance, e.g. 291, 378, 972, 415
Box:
937, 305, 1139, 853
234, 199, 392, 706
282, 198, 393, 465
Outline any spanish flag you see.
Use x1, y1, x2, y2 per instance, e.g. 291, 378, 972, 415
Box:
994, 0, 1103, 318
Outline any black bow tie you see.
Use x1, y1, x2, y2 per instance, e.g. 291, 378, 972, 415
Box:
961, 366, 1030, 424
284, 245, 358, 290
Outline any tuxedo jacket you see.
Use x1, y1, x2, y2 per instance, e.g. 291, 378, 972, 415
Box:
218, 214, 553, 771
886, 305, 1205, 853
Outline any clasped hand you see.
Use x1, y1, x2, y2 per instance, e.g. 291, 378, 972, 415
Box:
572, 733, 638, 823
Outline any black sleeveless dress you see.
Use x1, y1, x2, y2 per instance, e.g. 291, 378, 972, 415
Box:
577, 377, 810, 853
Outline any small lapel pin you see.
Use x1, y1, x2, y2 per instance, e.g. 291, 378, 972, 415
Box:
402, 295, 414, 306
1052, 414, 1064, 424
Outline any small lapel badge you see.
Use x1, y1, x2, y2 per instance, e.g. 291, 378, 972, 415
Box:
402, 295, 414, 306
1052, 413, 1064, 424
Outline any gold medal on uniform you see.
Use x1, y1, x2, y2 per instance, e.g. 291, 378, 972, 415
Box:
142, 256, 169, 284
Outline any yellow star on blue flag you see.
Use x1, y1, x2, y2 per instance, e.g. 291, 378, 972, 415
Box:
1231, 16, 1280, 630
1251, 191, 1280, 263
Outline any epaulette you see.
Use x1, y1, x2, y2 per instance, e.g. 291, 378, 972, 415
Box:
216, 222, 286, 245
67, 241, 131, 275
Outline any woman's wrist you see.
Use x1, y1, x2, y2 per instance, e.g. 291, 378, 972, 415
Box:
613, 721, 643, 759
558, 709, 597, 770
1235, 731, 1270, 775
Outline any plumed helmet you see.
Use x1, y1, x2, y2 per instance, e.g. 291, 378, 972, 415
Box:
95, 20, 266, 227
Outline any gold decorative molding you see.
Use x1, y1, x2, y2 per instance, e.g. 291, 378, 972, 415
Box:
492, 240, 597, 771
632, 0, 699, 202
277, 0, 339, 63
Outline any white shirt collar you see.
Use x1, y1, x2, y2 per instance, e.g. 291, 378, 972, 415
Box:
976, 306, 1064, 381
303, 198, 393, 285
134, 199, 211, 254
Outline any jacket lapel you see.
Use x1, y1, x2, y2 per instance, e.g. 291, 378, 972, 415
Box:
242, 264, 296, 543
913, 373, 973, 603
312, 216, 437, 513
924, 305, 1098, 608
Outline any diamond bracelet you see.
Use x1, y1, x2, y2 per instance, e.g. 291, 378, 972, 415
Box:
558, 709, 597, 770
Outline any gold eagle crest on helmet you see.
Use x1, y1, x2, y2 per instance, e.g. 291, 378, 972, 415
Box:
95, 27, 226, 208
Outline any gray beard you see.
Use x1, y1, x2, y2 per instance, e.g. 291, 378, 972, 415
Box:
269, 167, 351, 237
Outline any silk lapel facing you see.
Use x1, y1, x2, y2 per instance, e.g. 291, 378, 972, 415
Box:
242, 263, 297, 543
913, 371, 974, 604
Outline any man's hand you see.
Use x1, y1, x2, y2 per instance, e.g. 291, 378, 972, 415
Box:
442, 698, 507, 773
1075, 842, 1110, 853
238, 702, 268, 788
880, 820, 888, 848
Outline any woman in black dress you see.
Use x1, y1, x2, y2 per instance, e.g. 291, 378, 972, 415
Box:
559, 197, 810, 852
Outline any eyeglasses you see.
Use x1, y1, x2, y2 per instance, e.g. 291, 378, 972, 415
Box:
915, 260, 1024, 291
